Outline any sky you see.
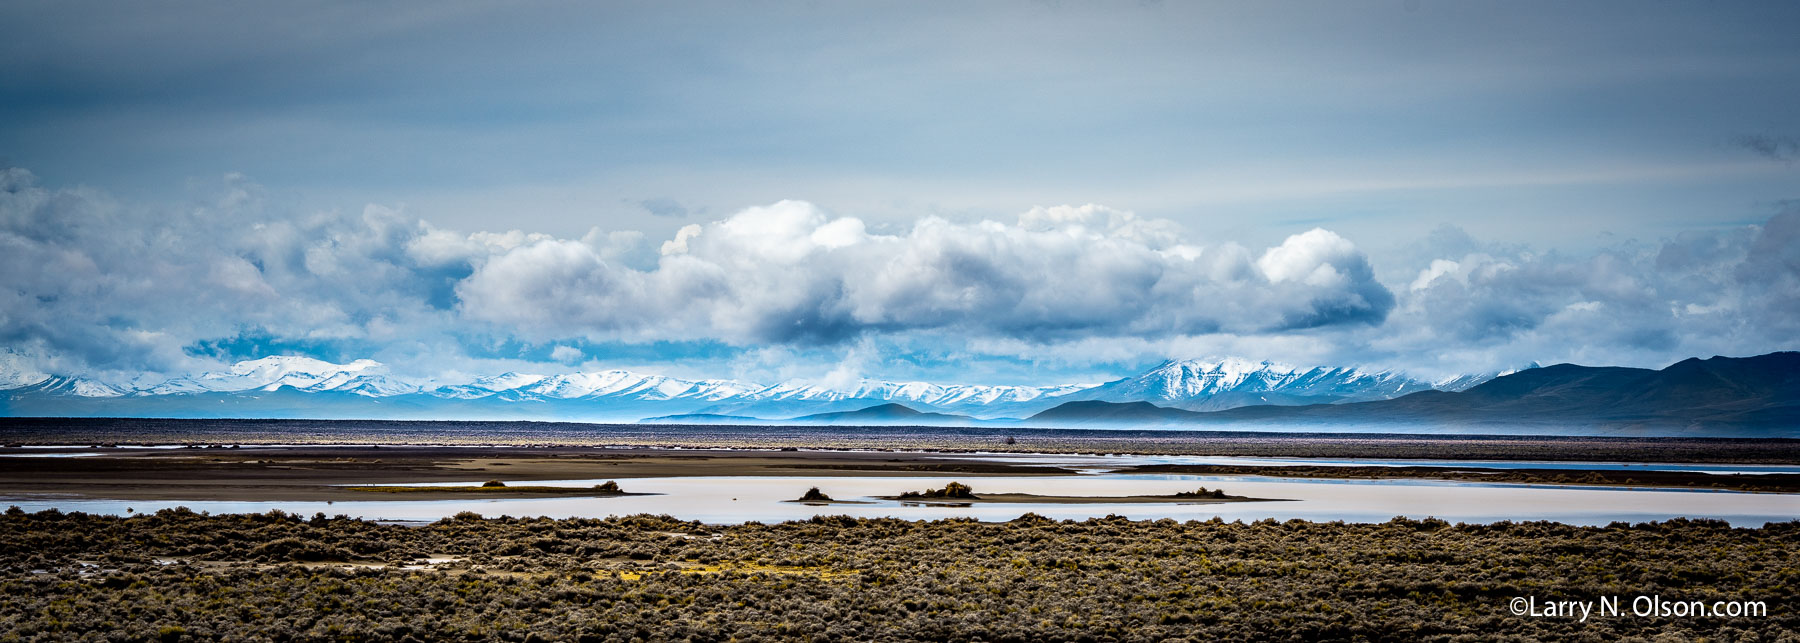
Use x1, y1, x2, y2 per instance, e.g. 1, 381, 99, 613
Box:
2, 0, 1798, 388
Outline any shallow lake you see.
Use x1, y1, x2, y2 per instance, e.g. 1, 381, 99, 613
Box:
5, 471, 1795, 527
933, 452, 1800, 475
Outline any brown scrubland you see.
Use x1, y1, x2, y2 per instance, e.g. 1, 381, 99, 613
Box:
0, 508, 1792, 641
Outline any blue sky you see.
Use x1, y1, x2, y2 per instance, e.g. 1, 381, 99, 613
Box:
2, 1, 1798, 387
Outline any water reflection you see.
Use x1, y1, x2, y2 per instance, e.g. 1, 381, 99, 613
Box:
4, 474, 1795, 527
934, 453, 1800, 475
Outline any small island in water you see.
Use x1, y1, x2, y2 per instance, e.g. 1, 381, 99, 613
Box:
780, 482, 1289, 506
782, 486, 877, 505
342, 479, 653, 499
879, 482, 1289, 505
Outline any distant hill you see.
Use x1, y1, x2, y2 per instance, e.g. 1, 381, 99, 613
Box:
789, 403, 978, 426
1028, 400, 1190, 423
644, 403, 981, 427
1026, 353, 1800, 436
638, 413, 767, 425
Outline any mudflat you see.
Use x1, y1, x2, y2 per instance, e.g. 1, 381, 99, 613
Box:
5, 417, 1798, 463
0, 446, 1082, 502
4, 440, 1797, 502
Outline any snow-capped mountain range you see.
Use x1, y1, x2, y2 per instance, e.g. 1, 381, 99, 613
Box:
142, 357, 413, 397
1063, 357, 1443, 412
0, 355, 1515, 422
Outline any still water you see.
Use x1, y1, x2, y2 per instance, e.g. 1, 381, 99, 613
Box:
952, 452, 1800, 475
5, 473, 1795, 527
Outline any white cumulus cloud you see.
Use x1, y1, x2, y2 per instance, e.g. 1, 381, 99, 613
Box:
452, 200, 1397, 344
3, 165, 1796, 385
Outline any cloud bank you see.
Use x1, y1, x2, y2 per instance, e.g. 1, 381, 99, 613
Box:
453, 201, 1393, 344
1, 167, 1795, 384
1377, 216, 1800, 376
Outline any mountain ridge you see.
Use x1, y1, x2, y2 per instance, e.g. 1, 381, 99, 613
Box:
3, 353, 1792, 436
4, 354, 1529, 422
644, 402, 994, 427
1022, 353, 1800, 436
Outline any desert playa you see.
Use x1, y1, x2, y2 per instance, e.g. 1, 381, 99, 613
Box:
0, 445, 1087, 502
6, 438, 1800, 504
2, 440, 1795, 529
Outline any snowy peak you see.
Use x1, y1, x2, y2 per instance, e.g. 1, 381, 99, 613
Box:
742, 378, 1087, 407
425, 370, 758, 402
0, 352, 52, 390
929, 383, 1090, 406
3, 353, 1504, 416
1133, 358, 1303, 397
846, 380, 948, 403
11, 375, 126, 398
1280, 366, 1428, 397
145, 356, 400, 395
430, 372, 549, 399
1100, 358, 1307, 400
682, 380, 760, 401
1433, 362, 1543, 392
0, 370, 52, 390
306, 373, 420, 397
229, 356, 380, 378
520, 371, 643, 399
1079, 357, 1436, 410
1500, 361, 1546, 377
